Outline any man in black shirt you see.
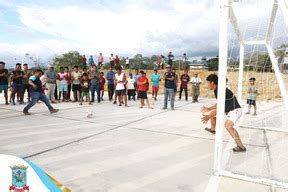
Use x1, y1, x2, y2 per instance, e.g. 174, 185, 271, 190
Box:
11, 63, 24, 105
23, 69, 59, 115
201, 74, 246, 152
162, 65, 175, 110
0, 61, 9, 104
167, 52, 174, 66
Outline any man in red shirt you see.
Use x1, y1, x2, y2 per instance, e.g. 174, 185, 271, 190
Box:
137, 71, 152, 109
82, 55, 87, 67
179, 70, 190, 101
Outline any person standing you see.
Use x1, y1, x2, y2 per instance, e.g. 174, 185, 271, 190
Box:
245, 77, 257, 115
98, 53, 104, 69
125, 57, 130, 69
22, 64, 32, 102
138, 71, 152, 109
156, 55, 162, 69
64, 66, 72, 101
88, 55, 95, 67
80, 73, 92, 105
162, 66, 175, 110
71, 65, 82, 102
182, 53, 189, 69
190, 73, 202, 103
109, 54, 115, 68
99, 72, 106, 101
57, 67, 68, 102
201, 74, 246, 152
114, 55, 121, 69
23, 69, 59, 115
45, 65, 57, 103
127, 73, 136, 101
167, 51, 174, 67
106, 67, 115, 101
179, 70, 190, 101
114, 67, 127, 106
89, 65, 101, 103
133, 69, 140, 99
11, 63, 24, 105
82, 55, 87, 67
151, 69, 161, 100
0, 61, 9, 105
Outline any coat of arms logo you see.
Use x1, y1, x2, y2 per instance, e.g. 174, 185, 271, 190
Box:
9, 165, 29, 192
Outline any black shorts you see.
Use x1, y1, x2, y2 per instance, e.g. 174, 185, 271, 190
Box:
247, 99, 256, 106
138, 91, 147, 99
115, 89, 126, 96
72, 84, 81, 91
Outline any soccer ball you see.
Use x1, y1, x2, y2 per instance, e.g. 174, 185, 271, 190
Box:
86, 110, 93, 118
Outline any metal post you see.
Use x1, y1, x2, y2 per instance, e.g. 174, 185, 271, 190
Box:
214, 0, 230, 174
266, 44, 288, 108
237, 44, 245, 103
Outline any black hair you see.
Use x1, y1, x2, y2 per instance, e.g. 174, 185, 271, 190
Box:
139, 70, 145, 74
60, 66, 64, 69
206, 74, 218, 85
82, 72, 88, 77
64, 66, 69, 69
100, 72, 104, 75
23, 63, 28, 66
16, 63, 21, 66
34, 68, 43, 74
249, 77, 256, 81
0, 61, 5, 65
74, 65, 79, 68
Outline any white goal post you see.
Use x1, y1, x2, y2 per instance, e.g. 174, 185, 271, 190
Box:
215, 0, 288, 189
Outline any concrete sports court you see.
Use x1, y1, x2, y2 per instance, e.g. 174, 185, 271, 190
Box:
0, 94, 287, 192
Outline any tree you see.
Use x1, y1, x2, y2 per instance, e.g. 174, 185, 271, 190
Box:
53, 51, 82, 70
207, 56, 219, 71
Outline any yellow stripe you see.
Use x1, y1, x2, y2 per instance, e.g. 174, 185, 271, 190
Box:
46, 174, 71, 192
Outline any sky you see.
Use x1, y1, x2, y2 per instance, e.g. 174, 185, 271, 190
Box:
0, 0, 278, 67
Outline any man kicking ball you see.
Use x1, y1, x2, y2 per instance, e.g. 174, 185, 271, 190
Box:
201, 74, 246, 152
23, 69, 59, 115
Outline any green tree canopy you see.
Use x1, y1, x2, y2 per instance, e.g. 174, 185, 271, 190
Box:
53, 51, 82, 70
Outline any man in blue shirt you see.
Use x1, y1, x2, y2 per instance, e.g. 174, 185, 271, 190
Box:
45, 65, 57, 103
23, 69, 59, 115
162, 65, 175, 110
106, 67, 115, 101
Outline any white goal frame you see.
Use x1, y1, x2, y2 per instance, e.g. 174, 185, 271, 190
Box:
215, 0, 288, 189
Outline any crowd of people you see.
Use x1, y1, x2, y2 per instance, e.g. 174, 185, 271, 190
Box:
0, 52, 258, 152
0, 60, 203, 109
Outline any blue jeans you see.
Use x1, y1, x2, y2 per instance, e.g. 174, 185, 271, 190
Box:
164, 88, 174, 109
23, 92, 53, 112
90, 82, 100, 102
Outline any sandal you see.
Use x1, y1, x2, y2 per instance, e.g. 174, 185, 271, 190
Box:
233, 146, 247, 152
205, 127, 216, 134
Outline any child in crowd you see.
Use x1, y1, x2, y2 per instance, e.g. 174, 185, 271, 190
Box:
80, 73, 91, 105
138, 71, 152, 109
246, 77, 257, 115
57, 67, 68, 102
151, 69, 161, 100
127, 73, 136, 101
99, 72, 106, 101
71, 65, 82, 102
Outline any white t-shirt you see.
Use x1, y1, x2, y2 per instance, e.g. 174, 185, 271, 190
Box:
58, 72, 67, 85
191, 77, 202, 85
125, 58, 129, 65
115, 73, 125, 90
127, 78, 135, 90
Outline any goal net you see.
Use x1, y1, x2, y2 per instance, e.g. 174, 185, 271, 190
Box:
215, 0, 288, 189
